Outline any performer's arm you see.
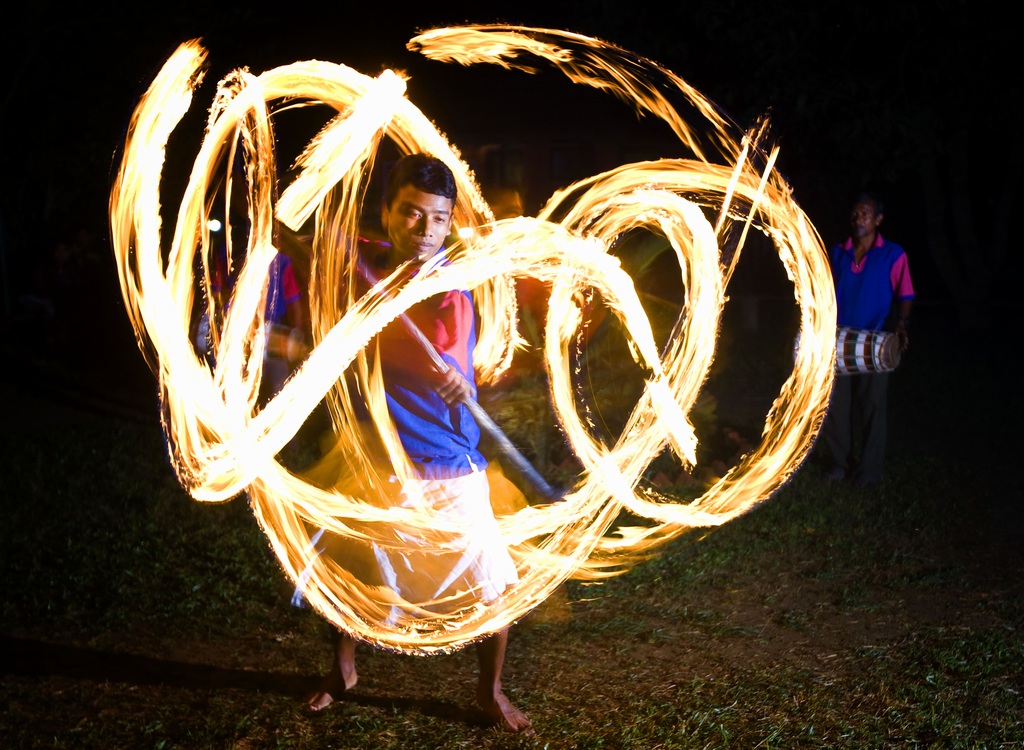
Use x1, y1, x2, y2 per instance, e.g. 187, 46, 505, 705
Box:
895, 298, 912, 351
891, 253, 914, 351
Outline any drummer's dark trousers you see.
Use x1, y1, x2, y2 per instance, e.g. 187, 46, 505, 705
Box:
820, 372, 889, 482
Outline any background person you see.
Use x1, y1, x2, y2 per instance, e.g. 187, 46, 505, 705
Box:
260, 250, 307, 399
820, 191, 914, 487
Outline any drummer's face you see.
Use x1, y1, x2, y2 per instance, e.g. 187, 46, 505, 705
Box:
850, 200, 882, 239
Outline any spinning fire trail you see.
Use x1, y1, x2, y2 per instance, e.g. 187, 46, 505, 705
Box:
109, 26, 837, 653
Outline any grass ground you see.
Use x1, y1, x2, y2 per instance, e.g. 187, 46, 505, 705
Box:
1, 301, 1021, 748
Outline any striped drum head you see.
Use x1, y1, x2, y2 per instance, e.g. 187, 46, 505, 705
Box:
835, 327, 901, 375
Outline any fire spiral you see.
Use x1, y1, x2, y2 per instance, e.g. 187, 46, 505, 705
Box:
109, 26, 836, 652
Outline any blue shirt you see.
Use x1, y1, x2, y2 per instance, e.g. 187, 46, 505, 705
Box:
830, 234, 914, 331
362, 239, 486, 480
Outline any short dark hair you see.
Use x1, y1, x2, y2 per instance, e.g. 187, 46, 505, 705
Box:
853, 191, 884, 216
384, 153, 457, 207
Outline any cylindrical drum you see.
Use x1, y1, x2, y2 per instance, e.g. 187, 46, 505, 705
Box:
835, 326, 901, 375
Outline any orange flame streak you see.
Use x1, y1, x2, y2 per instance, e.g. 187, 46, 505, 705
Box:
109, 28, 835, 653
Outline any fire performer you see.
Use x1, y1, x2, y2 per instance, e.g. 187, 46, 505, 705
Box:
306, 153, 532, 734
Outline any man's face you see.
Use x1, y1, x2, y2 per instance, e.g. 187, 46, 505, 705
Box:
850, 200, 882, 239
381, 184, 454, 264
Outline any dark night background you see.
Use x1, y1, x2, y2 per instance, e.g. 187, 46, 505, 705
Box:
0, 0, 1017, 404
1, 5, 1022, 746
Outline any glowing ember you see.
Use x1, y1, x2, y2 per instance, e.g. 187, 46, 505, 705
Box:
109, 26, 836, 653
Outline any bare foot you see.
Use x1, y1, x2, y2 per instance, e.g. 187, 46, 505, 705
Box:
307, 666, 358, 711
476, 690, 533, 734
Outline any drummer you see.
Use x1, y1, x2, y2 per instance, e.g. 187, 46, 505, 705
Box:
820, 192, 914, 488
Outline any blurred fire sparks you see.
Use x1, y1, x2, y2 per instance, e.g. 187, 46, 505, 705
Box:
109, 26, 836, 652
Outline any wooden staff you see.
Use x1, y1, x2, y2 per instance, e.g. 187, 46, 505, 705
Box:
276, 224, 562, 504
